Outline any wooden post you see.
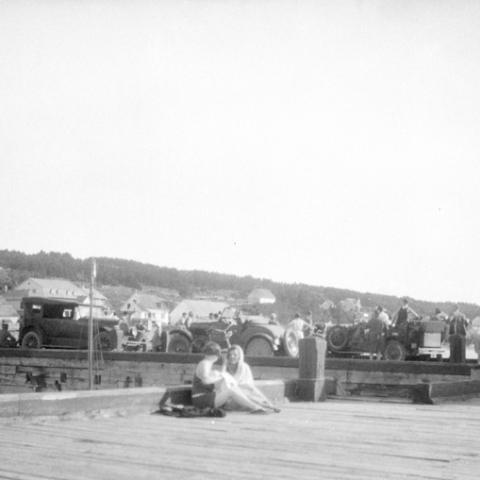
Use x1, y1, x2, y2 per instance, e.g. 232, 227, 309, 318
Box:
88, 259, 96, 390
296, 336, 327, 401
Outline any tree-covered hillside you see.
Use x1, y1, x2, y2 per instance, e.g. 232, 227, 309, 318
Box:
1, 249, 479, 322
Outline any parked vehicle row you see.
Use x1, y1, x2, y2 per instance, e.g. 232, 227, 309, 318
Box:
5, 297, 454, 361
11, 297, 295, 358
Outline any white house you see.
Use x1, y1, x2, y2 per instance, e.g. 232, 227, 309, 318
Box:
247, 288, 276, 305
120, 292, 169, 328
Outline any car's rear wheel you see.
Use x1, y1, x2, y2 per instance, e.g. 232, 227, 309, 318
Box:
95, 331, 116, 351
327, 325, 349, 352
167, 333, 191, 353
21, 330, 43, 349
245, 337, 274, 357
383, 340, 407, 361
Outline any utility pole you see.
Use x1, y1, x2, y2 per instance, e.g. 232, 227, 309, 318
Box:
88, 258, 96, 390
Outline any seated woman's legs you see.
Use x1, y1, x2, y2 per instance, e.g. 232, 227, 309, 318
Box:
215, 380, 265, 411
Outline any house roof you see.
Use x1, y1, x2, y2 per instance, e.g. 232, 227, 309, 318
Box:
124, 293, 167, 311
18, 278, 82, 292
15, 278, 107, 301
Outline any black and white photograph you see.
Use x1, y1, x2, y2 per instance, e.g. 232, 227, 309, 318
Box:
1, 0, 480, 478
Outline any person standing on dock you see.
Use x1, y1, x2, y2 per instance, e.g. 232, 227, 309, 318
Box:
287, 313, 313, 339
393, 298, 418, 327
0, 322, 16, 348
366, 307, 386, 360
448, 305, 469, 363
448, 305, 469, 337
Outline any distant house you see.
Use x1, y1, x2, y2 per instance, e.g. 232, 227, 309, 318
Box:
120, 292, 169, 327
170, 299, 229, 325
247, 288, 276, 305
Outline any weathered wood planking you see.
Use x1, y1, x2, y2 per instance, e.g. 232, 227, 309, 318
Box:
0, 399, 479, 479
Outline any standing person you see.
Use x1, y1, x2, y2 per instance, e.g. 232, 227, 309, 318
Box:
366, 307, 385, 360
448, 305, 469, 337
178, 312, 188, 327
269, 313, 279, 325
191, 342, 267, 413
0, 322, 16, 348
393, 298, 418, 328
226, 345, 280, 412
448, 305, 469, 363
470, 317, 480, 363
147, 321, 162, 352
185, 311, 194, 329
433, 308, 448, 322
377, 306, 390, 328
287, 313, 312, 340
433, 307, 449, 342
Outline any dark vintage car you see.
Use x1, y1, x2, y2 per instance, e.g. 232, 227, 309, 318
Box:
19, 297, 119, 350
326, 318, 446, 361
165, 312, 291, 357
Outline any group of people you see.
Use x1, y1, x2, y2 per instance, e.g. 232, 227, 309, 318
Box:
366, 299, 477, 360
192, 342, 280, 414
280, 299, 480, 361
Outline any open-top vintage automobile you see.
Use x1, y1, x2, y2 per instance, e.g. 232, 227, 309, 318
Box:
19, 297, 118, 351
165, 310, 291, 357
326, 318, 446, 360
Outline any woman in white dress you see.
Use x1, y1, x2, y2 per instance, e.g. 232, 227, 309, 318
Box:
226, 345, 280, 412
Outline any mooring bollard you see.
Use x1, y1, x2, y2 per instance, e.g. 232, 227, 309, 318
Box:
296, 336, 327, 401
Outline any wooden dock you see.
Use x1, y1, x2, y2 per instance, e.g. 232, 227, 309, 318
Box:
0, 399, 479, 479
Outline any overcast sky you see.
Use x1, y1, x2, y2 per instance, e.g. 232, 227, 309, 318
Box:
1, 0, 480, 304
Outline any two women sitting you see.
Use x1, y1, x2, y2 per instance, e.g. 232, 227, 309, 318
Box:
192, 342, 280, 414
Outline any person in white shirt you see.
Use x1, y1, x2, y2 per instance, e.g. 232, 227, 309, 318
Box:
287, 313, 312, 339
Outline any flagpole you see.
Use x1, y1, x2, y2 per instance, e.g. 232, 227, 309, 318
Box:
88, 258, 96, 390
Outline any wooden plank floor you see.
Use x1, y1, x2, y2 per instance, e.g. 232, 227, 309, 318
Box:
0, 399, 479, 480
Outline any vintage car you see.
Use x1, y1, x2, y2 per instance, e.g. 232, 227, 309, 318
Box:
326, 318, 446, 361
19, 297, 118, 350
165, 310, 291, 357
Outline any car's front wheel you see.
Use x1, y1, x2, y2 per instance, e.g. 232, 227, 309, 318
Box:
383, 339, 407, 361
327, 325, 349, 352
21, 330, 43, 349
245, 336, 274, 357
